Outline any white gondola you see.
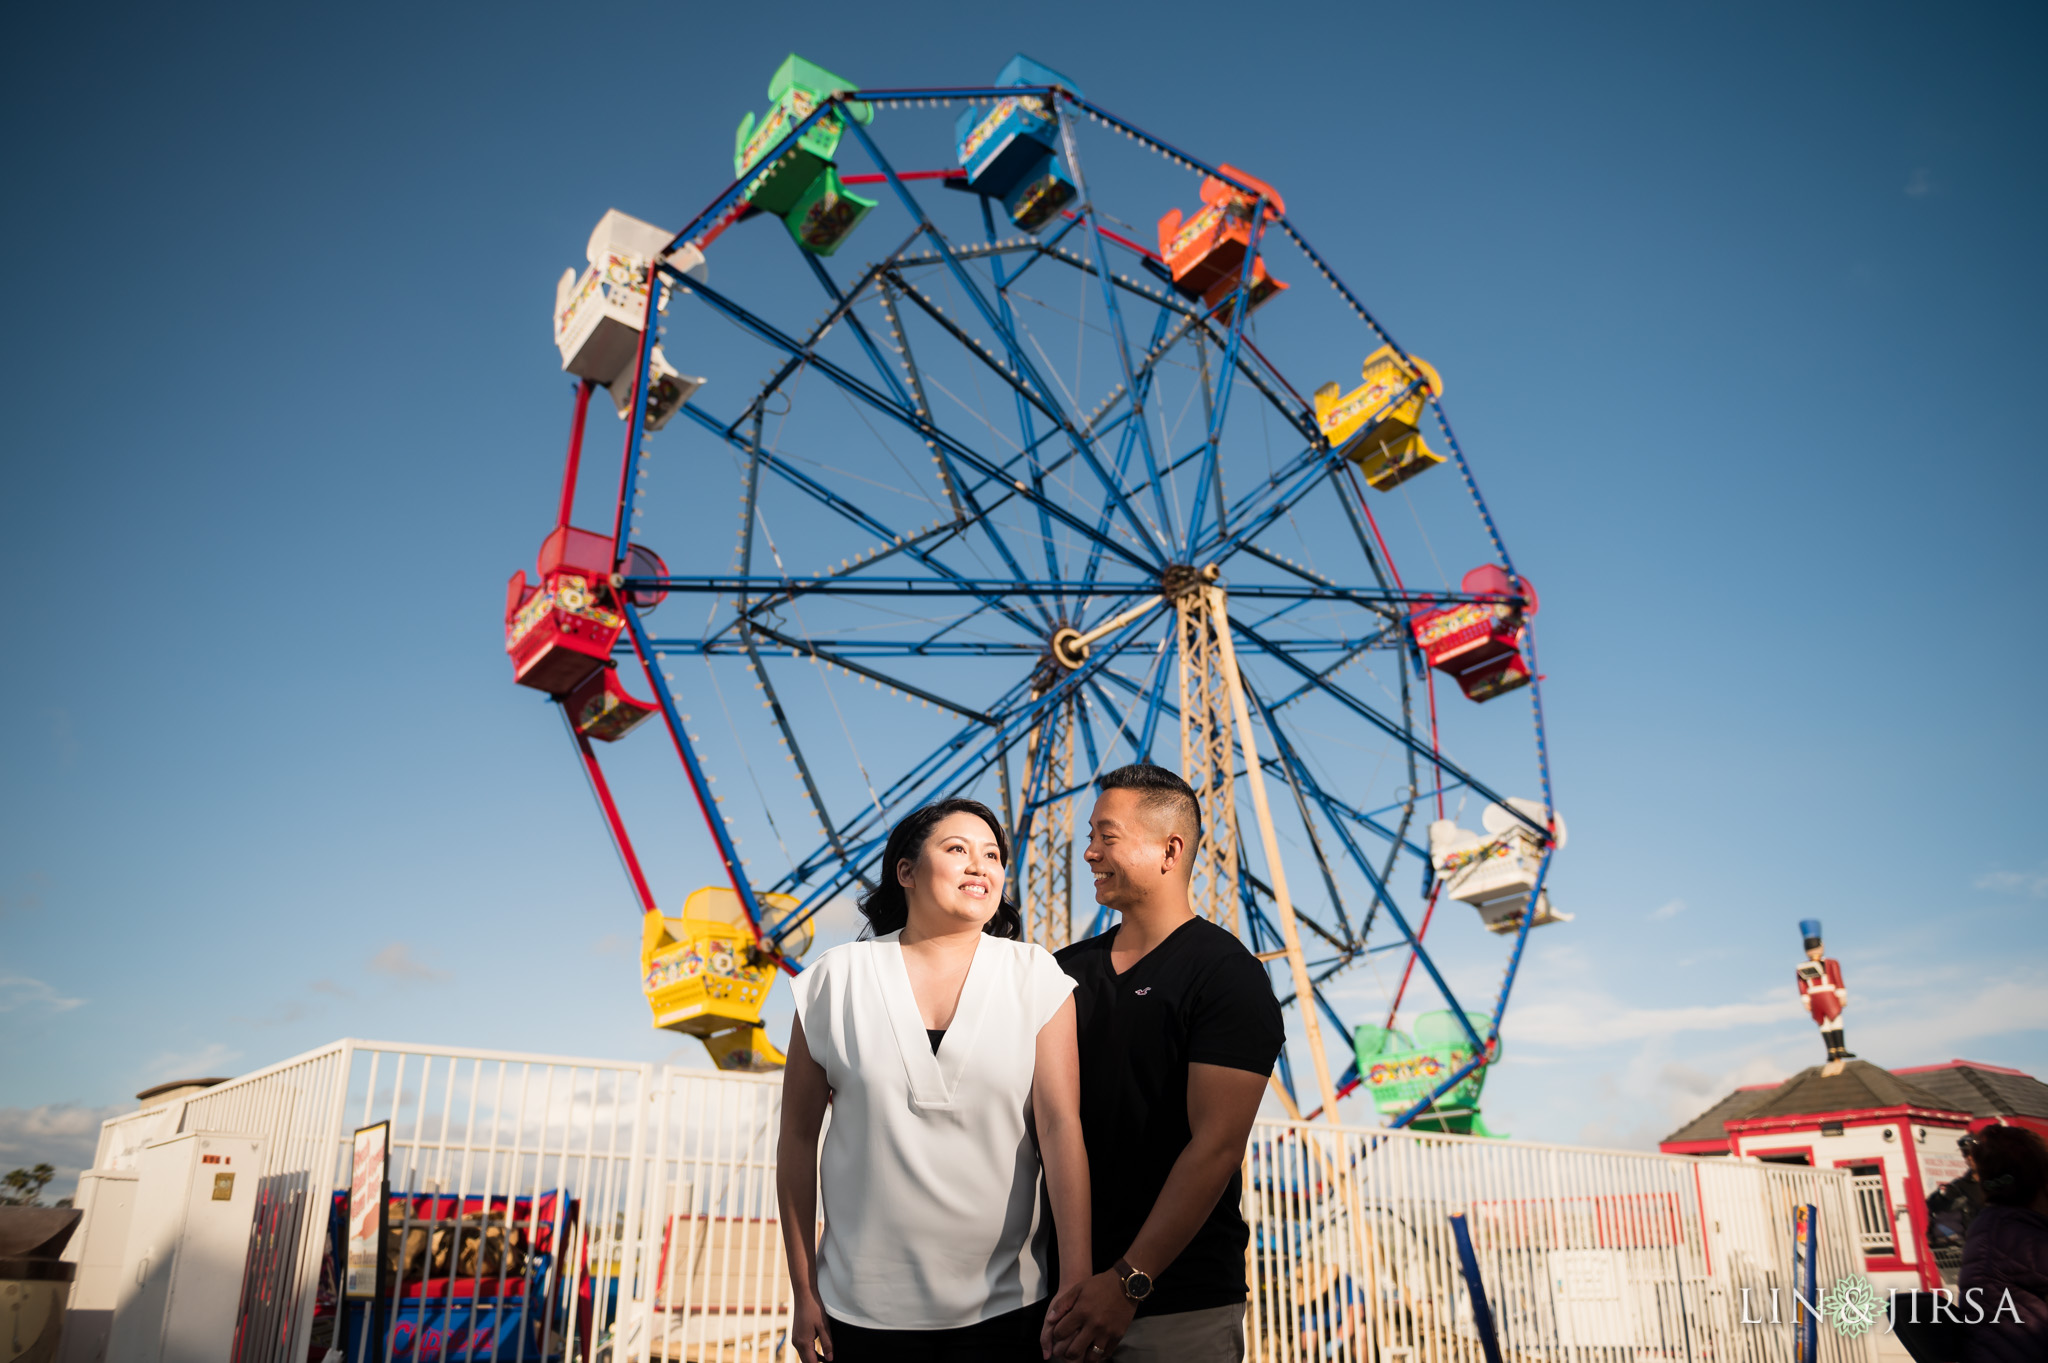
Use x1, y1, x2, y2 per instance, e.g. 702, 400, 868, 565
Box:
1428, 797, 1572, 935
553, 209, 706, 424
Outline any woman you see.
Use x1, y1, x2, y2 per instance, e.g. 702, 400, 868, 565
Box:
777, 799, 1098, 1362
1958, 1124, 2048, 1363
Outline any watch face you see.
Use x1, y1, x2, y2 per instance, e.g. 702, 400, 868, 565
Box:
1125, 1271, 1152, 1300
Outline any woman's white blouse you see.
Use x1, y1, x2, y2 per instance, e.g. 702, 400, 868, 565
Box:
791, 931, 1076, 1330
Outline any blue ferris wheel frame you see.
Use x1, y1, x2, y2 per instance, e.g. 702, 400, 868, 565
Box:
578, 82, 1557, 1128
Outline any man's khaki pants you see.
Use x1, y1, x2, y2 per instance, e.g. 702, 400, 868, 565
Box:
1110, 1303, 1246, 1362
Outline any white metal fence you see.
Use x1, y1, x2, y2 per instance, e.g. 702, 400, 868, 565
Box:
1246, 1119, 1875, 1363
94, 1041, 1875, 1363
95, 1040, 655, 1363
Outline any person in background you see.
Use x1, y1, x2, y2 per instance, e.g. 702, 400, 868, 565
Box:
1045, 764, 1285, 1363
1958, 1123, 2048, 1363
775, 799, 1097, 1363
1927, 1164, 1985, 1271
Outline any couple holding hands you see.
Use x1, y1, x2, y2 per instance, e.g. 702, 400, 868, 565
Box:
776, 763, 1284, 1362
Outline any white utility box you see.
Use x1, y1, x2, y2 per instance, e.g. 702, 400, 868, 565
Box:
106, 1132, 264, 1363
58, 1168, 138, 1363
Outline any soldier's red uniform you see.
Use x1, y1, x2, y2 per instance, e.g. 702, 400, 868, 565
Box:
1794, 919, 1850, 1064
1796, 956, 1845, 1026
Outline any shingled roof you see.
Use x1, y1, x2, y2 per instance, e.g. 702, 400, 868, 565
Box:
1736, 1060, 1966, 1121
1662, 1084, 1778, 1149
1891, 1062, 2048, 1122
1661, 1059, 2037, 1154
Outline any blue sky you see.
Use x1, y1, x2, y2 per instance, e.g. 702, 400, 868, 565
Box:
3, 0, 2044, 1191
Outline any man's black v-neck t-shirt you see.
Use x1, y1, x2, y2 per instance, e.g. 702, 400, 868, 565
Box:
1054, 916, 1285, 1316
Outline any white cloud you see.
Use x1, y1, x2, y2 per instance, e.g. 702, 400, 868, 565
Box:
1974, 866, 2048, 899
0, 1103, 128, 1199
369, 942, 445, 982
0, 976, 83, 1013
1850, 967, 2048, 1057
1905, 167, 1935, 198
1651, 898, 1686, 920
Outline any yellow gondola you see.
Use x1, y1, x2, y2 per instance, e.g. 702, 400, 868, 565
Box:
1313, 345, 1448, 491
641, 886, 812, 1072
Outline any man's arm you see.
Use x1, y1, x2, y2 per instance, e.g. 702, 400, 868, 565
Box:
1047, 1063, 1267, 1360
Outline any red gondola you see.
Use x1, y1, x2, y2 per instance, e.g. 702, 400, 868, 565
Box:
505, 526, 624, 697
1411, 564, 1538, 703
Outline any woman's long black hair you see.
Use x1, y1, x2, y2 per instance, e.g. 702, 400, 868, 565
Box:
856, 798, 1022, 940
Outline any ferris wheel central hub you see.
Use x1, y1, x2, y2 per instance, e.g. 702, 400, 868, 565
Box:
1160, 562, 1221, 600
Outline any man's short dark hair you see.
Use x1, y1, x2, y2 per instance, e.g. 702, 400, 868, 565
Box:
1097, 763, 1202, 845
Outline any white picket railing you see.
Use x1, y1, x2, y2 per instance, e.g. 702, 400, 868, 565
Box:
93, 1040, 1876, 1363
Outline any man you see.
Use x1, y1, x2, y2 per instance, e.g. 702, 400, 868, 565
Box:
1044, 764, 1285, 1363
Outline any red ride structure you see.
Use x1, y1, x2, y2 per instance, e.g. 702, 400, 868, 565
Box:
1411, 564, 1539, 703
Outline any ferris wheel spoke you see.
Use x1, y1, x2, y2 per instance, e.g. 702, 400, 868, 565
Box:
840, 124, 1147, 551
800, 251, 921, 410
1246, 686, 1357, 945
1011, 241, 1315, 446
1183, 200, 1269, 554
1264, 747, 1485, 1057
1230, 613, 1528, 828
978, 202, 1064, 586
738, 630, 871, 896
1054, 103, 1179, 554
1194, 445, 1335, 566
690, 278, 1162, 576
867, 278, 1065, 613
1079, 310, 1174, 590
680, 403, 1047, 637
884, 268, 1169, 567
1080, 674, 1150, 769
1250, 665, 1414, 948
883, 271, 1064, 429
1266, 630, 1404, 709
1237, 865, 1349, 957
1330, 460, 1402, 596
872, 281, 968, 522
740, 620, 991, 724
842, 116, 1069, 407
786, 677, 1081, 910
987, 206, 1087, 293
1198, 377, 1426, 566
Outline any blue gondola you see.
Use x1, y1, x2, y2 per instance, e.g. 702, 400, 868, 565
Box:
954, 54, 1081, 232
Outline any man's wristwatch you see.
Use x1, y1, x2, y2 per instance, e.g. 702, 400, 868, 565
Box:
1114, 1257, 1153, 1302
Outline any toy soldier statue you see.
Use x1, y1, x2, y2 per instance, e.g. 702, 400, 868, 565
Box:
1795, 918, 1850, 1073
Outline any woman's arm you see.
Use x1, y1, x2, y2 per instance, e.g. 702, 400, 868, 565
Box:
1033, 997, 1091, 1292
777, 1015, 834, 1362
1032, 996, 1098, 1358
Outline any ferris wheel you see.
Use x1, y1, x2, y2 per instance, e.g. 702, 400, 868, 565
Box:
505, 52, 1562, 1130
